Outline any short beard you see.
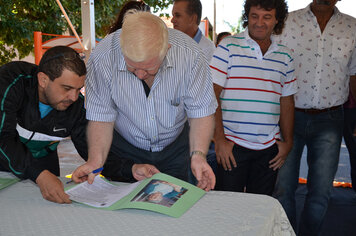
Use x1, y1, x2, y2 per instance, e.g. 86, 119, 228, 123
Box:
43, 89, 60, 111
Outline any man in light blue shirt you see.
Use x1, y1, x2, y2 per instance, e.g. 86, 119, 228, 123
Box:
72, 11, 217, 191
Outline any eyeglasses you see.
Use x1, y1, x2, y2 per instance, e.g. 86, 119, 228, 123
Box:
126, 63, 159, 77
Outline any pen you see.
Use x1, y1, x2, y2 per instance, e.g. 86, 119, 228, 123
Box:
66, 167, 104, 184
92, 167, 104, 174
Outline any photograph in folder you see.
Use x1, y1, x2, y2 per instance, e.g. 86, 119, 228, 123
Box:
65, 173, 205, 217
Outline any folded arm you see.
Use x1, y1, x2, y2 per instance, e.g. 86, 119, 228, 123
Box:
0, 81, 44, 181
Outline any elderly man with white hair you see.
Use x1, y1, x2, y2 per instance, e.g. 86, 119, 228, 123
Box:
72, 11, 217, 191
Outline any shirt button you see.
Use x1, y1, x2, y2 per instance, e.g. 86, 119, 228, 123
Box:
151, 116, 154, 120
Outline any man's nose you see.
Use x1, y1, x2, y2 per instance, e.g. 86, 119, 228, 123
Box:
135, 69, 147, 79
69, 90, 79, 101
256, 17, 264, 26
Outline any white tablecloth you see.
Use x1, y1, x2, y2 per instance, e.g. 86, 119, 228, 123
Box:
0, 172, 295, 236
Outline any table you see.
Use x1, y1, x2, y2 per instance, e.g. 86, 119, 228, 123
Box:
0, 172, 295, 236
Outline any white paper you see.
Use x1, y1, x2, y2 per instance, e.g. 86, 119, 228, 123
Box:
66, 176, 141, 207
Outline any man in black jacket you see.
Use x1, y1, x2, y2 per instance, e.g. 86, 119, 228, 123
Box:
0, 46, 87, 203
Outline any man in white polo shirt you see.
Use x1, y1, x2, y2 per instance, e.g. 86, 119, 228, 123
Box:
210, 0, 297, 195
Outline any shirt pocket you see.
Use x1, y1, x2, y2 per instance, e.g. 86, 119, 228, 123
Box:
168, 96, 185, 124
332, 38, 353, 64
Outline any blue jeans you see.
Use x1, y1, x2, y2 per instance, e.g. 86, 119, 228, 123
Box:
343, 107, 356, 192
275, 107, 343, 236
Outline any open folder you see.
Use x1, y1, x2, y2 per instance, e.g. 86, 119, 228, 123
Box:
65, 173, 205, 217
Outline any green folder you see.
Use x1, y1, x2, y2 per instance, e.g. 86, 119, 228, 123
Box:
0, 178, 19, 190
66, 173, 206, 218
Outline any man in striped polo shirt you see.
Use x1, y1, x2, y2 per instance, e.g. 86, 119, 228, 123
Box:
210, 0, 297, 195
72, 11, 217, 191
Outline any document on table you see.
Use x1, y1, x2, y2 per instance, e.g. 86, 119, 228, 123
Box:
65, 173, 206, 217
66, 176, 141, 207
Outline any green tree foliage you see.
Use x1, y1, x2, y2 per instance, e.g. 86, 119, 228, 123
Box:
224, 17, 244, 34
0, 0, 172, 64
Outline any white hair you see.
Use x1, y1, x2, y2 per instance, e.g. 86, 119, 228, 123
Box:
120, 11, 168, 62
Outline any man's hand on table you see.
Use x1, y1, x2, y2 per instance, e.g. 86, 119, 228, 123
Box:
36, 170, 71, 204
191, 155, 216, 191
132, 164, 160, 181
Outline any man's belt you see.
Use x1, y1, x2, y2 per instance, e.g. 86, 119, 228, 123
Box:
295, 105, 342, 114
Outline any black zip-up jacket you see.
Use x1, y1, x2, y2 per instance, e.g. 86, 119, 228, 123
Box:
0, 61, 88, 182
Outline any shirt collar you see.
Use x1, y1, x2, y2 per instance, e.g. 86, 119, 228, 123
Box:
193, 28, 203, 44
118, 53, 127, 72
244, 28, 254, 45
305, 3, 341, 20
243, 28, 278, 52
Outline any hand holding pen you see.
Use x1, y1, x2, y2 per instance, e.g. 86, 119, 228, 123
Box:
66, 167, 103, 184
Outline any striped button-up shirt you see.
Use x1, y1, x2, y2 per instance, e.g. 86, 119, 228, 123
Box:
210, 29, 297, 150
85, 28, 217, 152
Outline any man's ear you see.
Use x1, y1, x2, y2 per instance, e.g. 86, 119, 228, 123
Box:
37, 72, 49, 89
191, 14, 198, 26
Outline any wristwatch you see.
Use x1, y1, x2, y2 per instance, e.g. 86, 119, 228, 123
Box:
190, 150, 206, 159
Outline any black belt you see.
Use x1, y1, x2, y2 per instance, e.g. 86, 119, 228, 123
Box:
295, 105, 341, 114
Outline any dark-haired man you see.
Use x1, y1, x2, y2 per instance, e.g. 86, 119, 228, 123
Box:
171, 0, 217, 184
274, 0, 356, 234
0, 46, 87, 203
210, 0, 297, 195
171, 0, 215, 61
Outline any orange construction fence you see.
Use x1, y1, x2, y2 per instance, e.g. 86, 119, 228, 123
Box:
34, 31, 85, 65
299, 177, 352, 188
